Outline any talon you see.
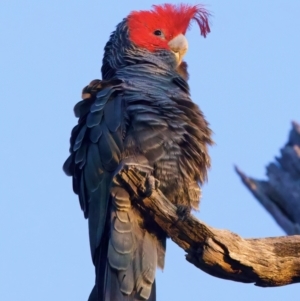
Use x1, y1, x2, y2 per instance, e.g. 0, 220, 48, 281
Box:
140, 174, 156, 197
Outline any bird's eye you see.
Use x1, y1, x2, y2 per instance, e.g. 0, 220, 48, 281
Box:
153, 30, 162, 36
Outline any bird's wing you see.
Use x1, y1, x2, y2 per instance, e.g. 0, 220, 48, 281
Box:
63, 78, 125, 258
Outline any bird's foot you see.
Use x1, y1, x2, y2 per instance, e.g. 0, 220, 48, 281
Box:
116, 156, 159, 197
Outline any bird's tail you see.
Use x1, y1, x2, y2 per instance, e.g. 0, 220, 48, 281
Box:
90, 184, 164, 301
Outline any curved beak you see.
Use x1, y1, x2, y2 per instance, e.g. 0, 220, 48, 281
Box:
168, 34, 188, 65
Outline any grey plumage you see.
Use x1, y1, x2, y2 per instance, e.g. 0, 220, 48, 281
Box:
64, 8, 212, 301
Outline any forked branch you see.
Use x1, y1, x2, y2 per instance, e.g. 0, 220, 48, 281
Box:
236, 121, 300, 235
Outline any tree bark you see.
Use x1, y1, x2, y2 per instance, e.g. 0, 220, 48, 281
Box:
236, 121, 300, 235
117, 168, 300, 287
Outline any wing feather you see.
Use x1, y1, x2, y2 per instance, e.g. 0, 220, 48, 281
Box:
63, 79, 125, 258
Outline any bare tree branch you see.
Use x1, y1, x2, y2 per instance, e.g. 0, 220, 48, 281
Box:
236, 121, 300, 235
117, 168, 300, 287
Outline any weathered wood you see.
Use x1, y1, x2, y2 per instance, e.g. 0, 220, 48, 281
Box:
236, 121, 300, 235
117, 168, 300, 287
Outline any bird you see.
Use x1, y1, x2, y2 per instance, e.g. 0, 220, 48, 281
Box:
63, 3, 213, 301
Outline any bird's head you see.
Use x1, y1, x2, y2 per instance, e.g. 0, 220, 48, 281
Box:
128, 4, 210, 64
102, 4, 210, 79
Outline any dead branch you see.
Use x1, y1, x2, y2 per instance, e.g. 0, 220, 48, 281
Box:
236, 121, 300, 235
117, 168, 300, 287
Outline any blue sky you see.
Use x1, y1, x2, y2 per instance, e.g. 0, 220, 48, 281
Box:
1, 1, 299, 300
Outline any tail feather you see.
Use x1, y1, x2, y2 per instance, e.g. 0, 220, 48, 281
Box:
118, 261, 134, 295
87, 285, 97, 301
142, 232, 157, 284
147, 280, 156, 301
156, 237, 166, 269
135, 232, 157, 299
93, 184, 159, 300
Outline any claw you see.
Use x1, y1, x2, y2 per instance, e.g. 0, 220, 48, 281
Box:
135, 174, 157, 197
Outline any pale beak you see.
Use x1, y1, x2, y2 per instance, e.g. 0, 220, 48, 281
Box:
168, 34, 188, 65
